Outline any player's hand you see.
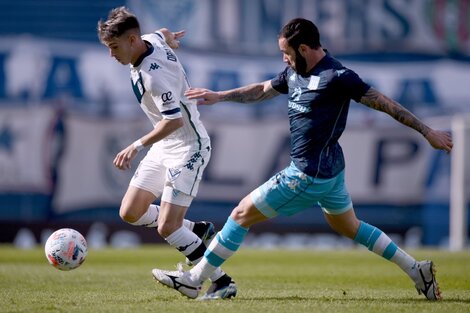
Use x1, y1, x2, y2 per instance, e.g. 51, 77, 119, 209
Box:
185, 88, 221, 105
160, 28, 185, 49
425, 129, 453, 153
113, 144, 139, 170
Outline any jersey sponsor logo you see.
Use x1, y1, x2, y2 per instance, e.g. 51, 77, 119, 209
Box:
288, 87, 311, 113
161, 91, 173, 103
149, 63, 160, 71
288, 101, 311, 113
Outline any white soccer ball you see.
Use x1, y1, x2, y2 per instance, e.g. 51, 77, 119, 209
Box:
45, 228, 88, 271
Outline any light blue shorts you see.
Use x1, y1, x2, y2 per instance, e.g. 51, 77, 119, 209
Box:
250, 162, 353, 218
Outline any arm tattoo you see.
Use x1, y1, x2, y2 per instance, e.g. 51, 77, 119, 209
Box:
220, 82, 276, 103
360, 88, 430, 137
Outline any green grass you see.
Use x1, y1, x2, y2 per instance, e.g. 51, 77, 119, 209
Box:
0, 245, 469, 313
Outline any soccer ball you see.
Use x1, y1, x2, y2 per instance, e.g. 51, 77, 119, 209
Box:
45, 228, 88, 271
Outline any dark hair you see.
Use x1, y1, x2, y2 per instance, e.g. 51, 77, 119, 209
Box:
279, 18, 321, 50
97, 6, 140, 43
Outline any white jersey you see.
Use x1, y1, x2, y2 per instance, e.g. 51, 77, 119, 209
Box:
129, 32, 209, 156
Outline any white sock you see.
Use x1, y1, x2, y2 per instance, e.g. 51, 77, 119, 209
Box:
355, 221, 417, 281
186, 246, 226, 282
208, 268, 226, 282
130, 204, 195, 231
165, 226, 202, 257
183, 219, 195, 231
130, 204, 159, 227
189, 255, 225, 282
391, 248, 418, 281
191, 257, 218, 284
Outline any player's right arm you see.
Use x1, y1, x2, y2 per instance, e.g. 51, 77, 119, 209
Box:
185, 80, 279, 105
156, 28, 185, 49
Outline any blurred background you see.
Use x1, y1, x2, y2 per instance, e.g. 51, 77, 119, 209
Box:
0, 0, 469, 249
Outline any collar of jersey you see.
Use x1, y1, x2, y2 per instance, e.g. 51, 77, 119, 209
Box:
132, 41, 154, 67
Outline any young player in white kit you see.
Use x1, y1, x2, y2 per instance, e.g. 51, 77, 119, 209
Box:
97, 7, 236, 299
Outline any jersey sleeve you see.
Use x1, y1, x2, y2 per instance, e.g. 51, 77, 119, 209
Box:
141, 65, 183, 120
153, 31, 166, 44
334, 68, 370, 102
271, 67, 289, 94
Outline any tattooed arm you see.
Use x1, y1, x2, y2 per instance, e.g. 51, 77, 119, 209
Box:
360, 88, 431, 136
360, 87, 453, 153
184, 80, 279, 105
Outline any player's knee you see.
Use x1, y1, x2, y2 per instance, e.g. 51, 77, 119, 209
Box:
119, 204, 139, 224
230, 197, 255, 227
329, 218, 359, 239
231, 201, 248, 220
156, 220, 179, 238
231, 207, 244, 221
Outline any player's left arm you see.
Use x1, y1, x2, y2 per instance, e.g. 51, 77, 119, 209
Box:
113, 118, 182, 170
142, 118, 183, 146
359, 87, 453, 153
114, 67, 184, 170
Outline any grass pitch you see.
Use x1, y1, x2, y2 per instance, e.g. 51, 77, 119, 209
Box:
0, 245, 469, 313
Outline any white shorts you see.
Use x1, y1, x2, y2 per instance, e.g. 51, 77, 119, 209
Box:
129, 141, 211, 207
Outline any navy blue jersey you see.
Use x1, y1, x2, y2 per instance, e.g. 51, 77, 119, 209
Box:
271, 52, 370, 178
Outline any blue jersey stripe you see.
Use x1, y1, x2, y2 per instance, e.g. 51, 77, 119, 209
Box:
161, 107, 181, 116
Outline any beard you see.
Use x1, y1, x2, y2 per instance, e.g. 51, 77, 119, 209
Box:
293, 50, 308, 76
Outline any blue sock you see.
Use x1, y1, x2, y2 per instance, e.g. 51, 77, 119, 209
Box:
353, 221, 417, 278
354, 221, 398, 260
204, 217, 249, 267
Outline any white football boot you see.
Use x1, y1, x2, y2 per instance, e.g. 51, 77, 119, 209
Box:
414, 260, 442, 300
152, 265, 202, 299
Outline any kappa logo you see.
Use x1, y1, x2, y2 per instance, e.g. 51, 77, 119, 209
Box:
177, 239, 198, 252
149, 63, 160, 71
